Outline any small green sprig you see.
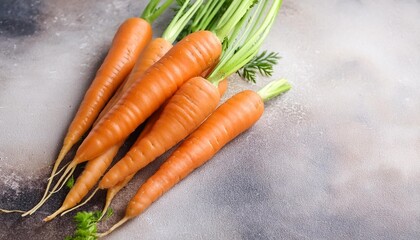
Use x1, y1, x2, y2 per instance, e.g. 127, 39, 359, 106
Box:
65, 175, 75, 189
237, 51, 280, 83
65, 209, 113, 240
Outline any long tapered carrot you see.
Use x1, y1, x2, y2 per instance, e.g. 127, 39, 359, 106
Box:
97, 37, 173, 122
100, 78, 227, 216
73, 30, 222, 164
99, 79, 291, 237
41, 38, 173, 221
43, 145, 120, 222
23, 0, 176, 216
22, 18, 152, 217
99, 9, 230, 211
37, 0, 246, 219
34, 0, 203, 219
98, 0, 280, 189
70, 0, 260, 164
99, 76, 222, 188
46, 16, 150, 193
61, 17, 151, 158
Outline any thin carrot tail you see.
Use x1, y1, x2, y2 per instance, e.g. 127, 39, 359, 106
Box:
98, 217, 130, 238
100, 173, 135, 219
47, 161, 70, 181
32, 144, 72, 217
0, 208, 26, 214
43, 205, 67, 222
61, 188, 99, 218
22, 163, 76, 216
51, 167, 76, 194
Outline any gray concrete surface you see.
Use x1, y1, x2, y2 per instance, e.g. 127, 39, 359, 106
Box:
1, 0, 420, 239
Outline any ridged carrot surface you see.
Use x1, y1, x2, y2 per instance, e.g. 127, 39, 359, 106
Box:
74, 31, 222, 163
58, 18, 152, 165
125, 90, 264, 218
101, 77, 227, 214
97, 38, 173, 120
99, 76, 221, 189
41, 37, 173, 221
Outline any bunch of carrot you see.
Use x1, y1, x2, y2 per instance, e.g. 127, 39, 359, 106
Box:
1, 0, 291, 238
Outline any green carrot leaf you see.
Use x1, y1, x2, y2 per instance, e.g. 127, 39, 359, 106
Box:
65, 175, 75, 189
105, 208, 114, 219
237, 51, 280, 83
66, 211, 103, 240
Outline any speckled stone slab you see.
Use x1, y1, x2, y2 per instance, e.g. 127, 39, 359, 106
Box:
1, 0, 419, 239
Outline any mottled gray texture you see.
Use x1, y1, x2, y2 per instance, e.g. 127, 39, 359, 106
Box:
1, 0, 420, 239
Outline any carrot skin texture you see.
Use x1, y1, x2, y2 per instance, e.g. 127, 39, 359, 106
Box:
125, 90, 264, 218
66, 146, 119, 205
102, 77, 227, 207
217, 78, 228, 97
99, 76, 221, 189
97, 38, 173, 121
63, 18, 152, 152
75, 31, 222, 163
45, 144, 120, 221
52, 38, 173, 214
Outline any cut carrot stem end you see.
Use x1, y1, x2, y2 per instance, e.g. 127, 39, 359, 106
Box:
257, 78, 291, 102
98, 217, 130, 238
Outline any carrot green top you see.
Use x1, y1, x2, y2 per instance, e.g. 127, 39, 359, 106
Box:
141, 0, 174, 23
162, 0, 203, 43
190, 0, 232, 34
208, 0, 283, 85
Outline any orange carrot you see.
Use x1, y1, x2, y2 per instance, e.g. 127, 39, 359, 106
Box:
99, 76, 221, 189
41, 39, 169, 218
73, 30, 222, 164
99, 79, 291, 237
31, 34, 173, 220
97, 0, 282, 189
43, 145, 120, 222
100, 77, 227, 216
217, 78, 228, 96
97, 38, 173, 122
56, 17, 152, 177
31, 0, 204, 218
22, 17, 153, 217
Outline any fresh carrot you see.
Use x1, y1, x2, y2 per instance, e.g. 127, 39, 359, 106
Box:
99, 78, 291, 237
24, 0, 204, 218
96, 37, 173, 122
99, 0, 279, 189
43, 145, 120, 222
100, 76, 227, 217
73, 30, 222, 164
96, 0, 203, 123
23, 0, 175, 217
98, 76, 222, 189
71, 0, 259, 165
